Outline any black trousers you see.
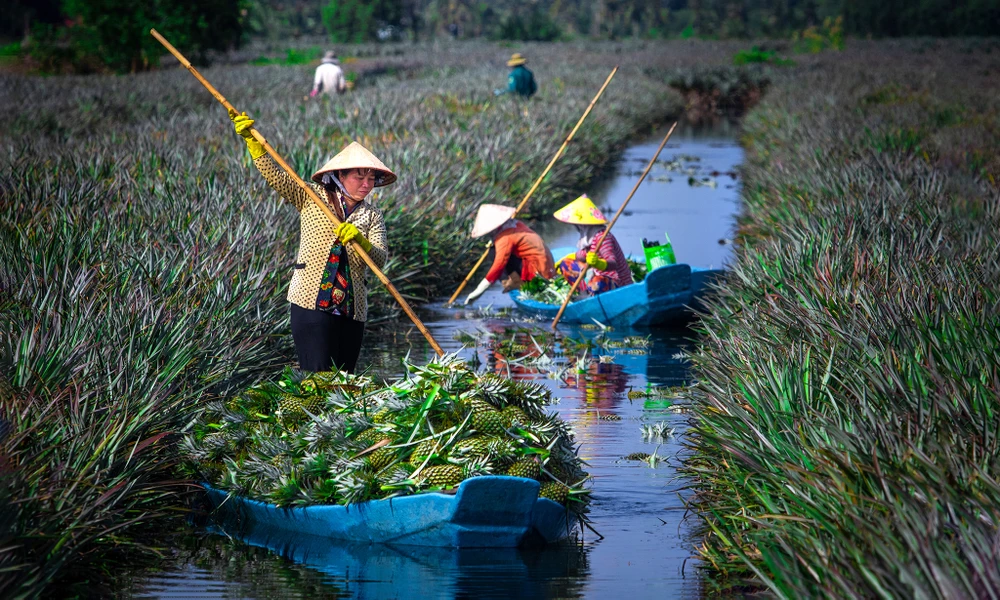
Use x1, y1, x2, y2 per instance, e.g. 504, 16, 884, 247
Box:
290, 304, 366, 373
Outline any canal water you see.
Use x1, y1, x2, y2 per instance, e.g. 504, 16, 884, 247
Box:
126, 121, 743, 599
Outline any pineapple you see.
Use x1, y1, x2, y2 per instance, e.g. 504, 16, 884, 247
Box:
355, 428, 390, 445
452, 435, 488, 459
471, 399, 507, 434
505, 457, 541, 480
367, 446, 396, 471
409, 439, 440, 465
501, 406, 529, 427
371, 408, 393, 424
418, 464, 464, 487
539, 481, 569, 505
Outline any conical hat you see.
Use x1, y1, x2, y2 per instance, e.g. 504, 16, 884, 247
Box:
471, 204, 516, 238
553, 194, 607, 225
507, 53, 527, 67
311, 141, 397, 186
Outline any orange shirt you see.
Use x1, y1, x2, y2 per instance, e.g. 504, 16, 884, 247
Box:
486, 222, 555, 283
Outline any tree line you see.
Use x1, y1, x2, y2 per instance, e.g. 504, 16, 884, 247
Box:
4, 0, 998, 73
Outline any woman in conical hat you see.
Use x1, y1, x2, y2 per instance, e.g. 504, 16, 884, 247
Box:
553, 194, 632, 295
463, 204, 555, 306
229, 109, 394, 373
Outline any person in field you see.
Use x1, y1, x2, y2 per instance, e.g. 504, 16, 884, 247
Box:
229, 109, 390, 373
463, 204, 555, 305
553, 194, 632, 295
503, 53, 537, 98
310, 51, 347, 97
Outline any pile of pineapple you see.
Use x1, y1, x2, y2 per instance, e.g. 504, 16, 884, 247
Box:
183, 354, 590, 515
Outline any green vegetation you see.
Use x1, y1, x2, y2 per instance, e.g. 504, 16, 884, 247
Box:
322, 0, 402, 44
684, 39, 1000, 597
30, 0, 245, 73
6, 1, 996, 74
732, 47, 795, 66
250, 47, 323, 66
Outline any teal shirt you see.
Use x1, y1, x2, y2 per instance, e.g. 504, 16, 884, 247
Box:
507, 65, 537, 98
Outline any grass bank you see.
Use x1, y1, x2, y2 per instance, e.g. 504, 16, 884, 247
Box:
0, 39, 746, 597
684, 39, 1000, 597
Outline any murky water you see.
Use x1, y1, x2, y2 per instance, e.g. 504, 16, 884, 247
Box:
126, 121, 742, 599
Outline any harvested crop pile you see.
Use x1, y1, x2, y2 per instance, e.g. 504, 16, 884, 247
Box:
182, 355, 590, 518
517, 258, 648, 304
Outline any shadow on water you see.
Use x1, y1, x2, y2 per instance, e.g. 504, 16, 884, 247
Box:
125, 120, 742, 599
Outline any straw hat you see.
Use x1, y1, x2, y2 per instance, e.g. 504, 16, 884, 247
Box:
507, 53, 527, 67
471, 204, 516, 238
311, 141, 397, 186
322, 50, 338, 63
553, 194, 608, 225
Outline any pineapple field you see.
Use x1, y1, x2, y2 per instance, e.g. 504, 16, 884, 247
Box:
4, 29, 999, 599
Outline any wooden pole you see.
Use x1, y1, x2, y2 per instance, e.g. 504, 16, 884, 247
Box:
446, 66, 619, 306
551, 122, 678, 330
150, 29, 445, 357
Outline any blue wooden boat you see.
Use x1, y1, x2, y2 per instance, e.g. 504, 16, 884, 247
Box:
510, 255, 724, 327
204, 475, 574, 548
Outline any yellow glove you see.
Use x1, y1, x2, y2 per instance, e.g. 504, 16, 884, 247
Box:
586, 251, 608, 271
336, 222, 372, 253
228, 109, 265, 160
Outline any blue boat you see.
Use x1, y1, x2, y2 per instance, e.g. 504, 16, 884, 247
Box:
204, 475, 574, 548
510, 255, 724, 327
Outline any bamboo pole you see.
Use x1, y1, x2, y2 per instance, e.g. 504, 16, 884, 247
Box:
150, 29, 445, 357
446, 66, 619, 306
551, 122, 678, 330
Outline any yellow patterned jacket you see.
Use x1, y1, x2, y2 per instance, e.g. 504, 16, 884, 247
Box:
253, 154, 388, 322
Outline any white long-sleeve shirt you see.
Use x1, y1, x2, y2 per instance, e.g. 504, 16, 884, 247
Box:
313, 62, 346, 96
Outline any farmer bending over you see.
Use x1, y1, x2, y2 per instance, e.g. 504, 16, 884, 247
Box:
230, 110, 391, 373
464, 204, 555, 306
553, 195, 631, 295
311, 51, 347, 97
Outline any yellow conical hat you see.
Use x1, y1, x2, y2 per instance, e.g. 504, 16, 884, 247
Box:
553, 194, 607, 225
471, 204, 516, 238
507, 53, 527, 67
311, 141, 397, 186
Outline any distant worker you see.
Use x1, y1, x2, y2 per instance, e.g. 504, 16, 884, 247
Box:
463, 204, 555, 305
310, 51, 346, 98
553, 195, 632, 295
501, 53, 537, 98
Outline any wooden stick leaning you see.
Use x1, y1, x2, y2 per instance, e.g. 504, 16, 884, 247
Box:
446, 66, 619, 306
551, 122, 678, 330
150, 28, 445, 357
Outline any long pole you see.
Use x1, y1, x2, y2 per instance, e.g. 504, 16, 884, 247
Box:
551, 122, 678, 330
446, 66, 619, 306
150, 29, 445, 357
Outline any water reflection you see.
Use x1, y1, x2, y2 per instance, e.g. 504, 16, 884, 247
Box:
208, 522, 590, 600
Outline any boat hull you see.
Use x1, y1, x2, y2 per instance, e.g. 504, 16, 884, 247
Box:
511, 264, 724, 327
204, 475, 573, 548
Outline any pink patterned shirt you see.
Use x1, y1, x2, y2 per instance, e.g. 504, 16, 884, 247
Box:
575, 231, 632, 286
